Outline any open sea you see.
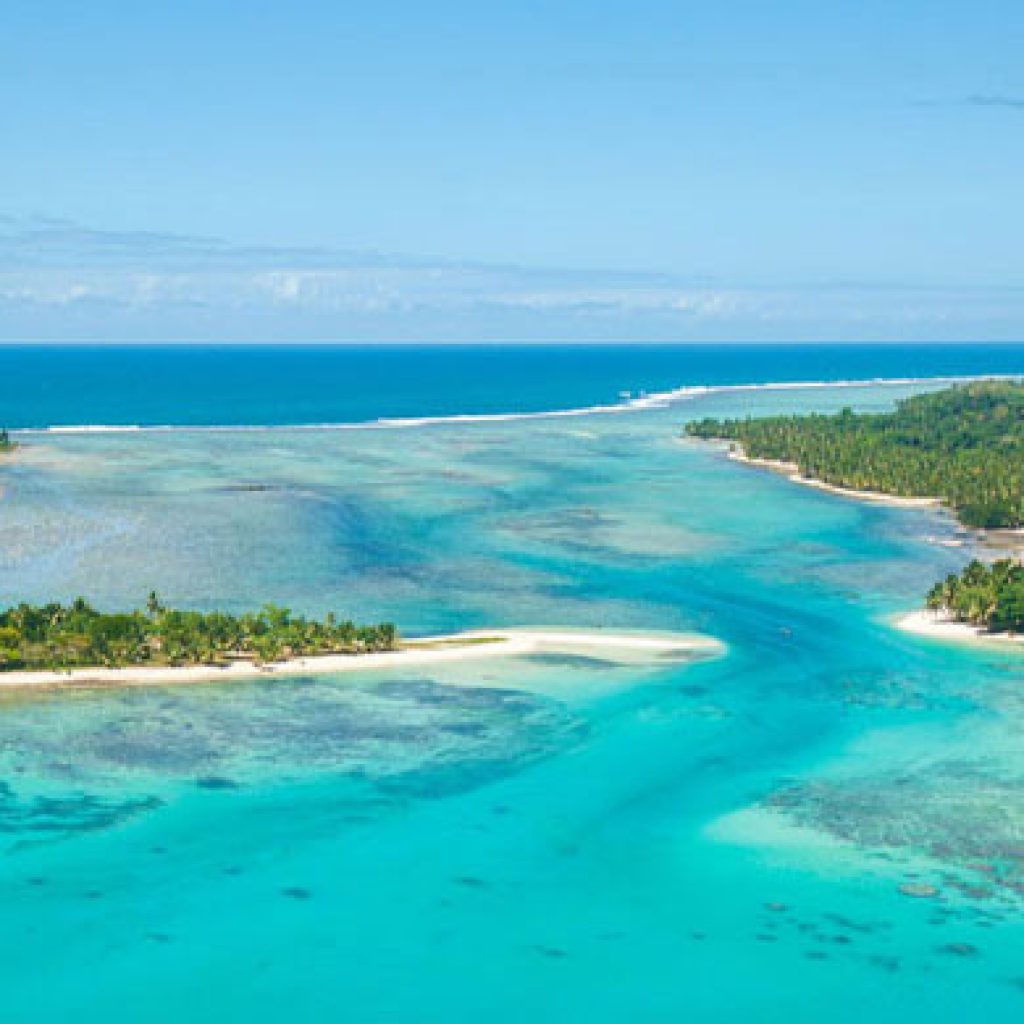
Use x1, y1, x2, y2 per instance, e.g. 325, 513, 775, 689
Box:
1, 343, 1023, 1021
1, 342, 1024, 428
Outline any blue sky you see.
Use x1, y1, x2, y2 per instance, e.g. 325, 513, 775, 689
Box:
1, 1, 1022, 342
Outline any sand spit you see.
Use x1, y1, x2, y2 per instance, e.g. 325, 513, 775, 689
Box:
0, 628, 724, 692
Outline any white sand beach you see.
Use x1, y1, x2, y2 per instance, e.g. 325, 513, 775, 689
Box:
728, 451, 942, 508
980, 528, 1024, 556
895, 610, 1024, 650
0, 628, 724, 692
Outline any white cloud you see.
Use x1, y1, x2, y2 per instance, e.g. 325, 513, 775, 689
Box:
1, 214, 1022, 341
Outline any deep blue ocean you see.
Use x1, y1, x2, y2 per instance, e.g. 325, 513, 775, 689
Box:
1, 343, 1022, 427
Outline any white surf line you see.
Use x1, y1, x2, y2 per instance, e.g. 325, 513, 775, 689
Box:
0, 628, 724, 692
12, 374, 1019, 438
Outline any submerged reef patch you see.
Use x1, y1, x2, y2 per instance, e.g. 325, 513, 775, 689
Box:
765, 765, 1024, 904
0, 676, 586, 815
0, 781, 162, 848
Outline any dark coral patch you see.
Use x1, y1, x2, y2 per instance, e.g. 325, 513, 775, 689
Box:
869, 955, 901, 973
533, 946, 568, 959
938, 942, 979, 958
195, 776, 239, 790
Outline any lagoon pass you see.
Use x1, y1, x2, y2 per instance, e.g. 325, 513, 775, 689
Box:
0, 371, 1022, 1022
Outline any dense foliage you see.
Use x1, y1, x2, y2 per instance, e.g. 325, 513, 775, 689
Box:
927, 559, 1024, 633
0, 594, 399, 671
685, 381, 1024, 528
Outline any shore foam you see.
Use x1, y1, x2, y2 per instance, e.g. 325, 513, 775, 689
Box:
12, 374, 1014, 438
0, 628, 724, 692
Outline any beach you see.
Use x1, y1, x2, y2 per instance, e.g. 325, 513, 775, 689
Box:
0, 628, 723, 691
726, 450, 943, 508
981, 527, 1024, 555
894, 609, 1024, 649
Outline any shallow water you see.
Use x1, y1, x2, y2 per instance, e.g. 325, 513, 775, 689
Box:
0, 378, 1022, 1021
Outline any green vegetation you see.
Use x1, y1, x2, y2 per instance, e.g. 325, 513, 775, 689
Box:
0, 429, 12, 452
927, 559, 1024, 633
685, 381, 1024, 528
0, 593, 399, 671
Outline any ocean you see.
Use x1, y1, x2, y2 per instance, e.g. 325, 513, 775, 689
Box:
0, 344, 1022, 1022
2, 342, 1024, 428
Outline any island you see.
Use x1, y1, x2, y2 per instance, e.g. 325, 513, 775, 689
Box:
684, 380, 1024, 529
895, 559, 1024, 647
0, 595, 724, 691
926, 558, 1024, 633
0, 595, 399, 671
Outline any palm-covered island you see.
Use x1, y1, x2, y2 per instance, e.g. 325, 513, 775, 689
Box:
0, 595, 398, 671
685, 381, 1024, 529
926, 559, 1024, 634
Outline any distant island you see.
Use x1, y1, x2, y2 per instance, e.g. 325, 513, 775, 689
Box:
0, 594, 398, 672
685, 381, 1024, 529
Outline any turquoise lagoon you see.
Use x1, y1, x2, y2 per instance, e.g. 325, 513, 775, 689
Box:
0, 374, 1022, 1021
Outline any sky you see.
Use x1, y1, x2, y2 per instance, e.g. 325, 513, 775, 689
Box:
1, 1, 1022, 343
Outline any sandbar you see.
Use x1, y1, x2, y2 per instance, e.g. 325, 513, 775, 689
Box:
0, 628, 724, 692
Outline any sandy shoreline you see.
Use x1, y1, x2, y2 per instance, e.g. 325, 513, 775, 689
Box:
718, 446, 1022, 653
726, 450, 942, 509
717, 445, 1024, 562
894, 610, 1024, 650
980, 528, 1024, 556
0, 628, 724, 692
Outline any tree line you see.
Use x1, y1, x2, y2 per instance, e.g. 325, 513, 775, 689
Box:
927, 559, 1024, 633
0, 594, 399, 671
684, 381, 1024, 528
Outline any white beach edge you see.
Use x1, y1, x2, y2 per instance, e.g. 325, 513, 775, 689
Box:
0, 628, 725, 691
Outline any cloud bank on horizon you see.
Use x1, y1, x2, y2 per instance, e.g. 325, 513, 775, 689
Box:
1, 214, 1022, 343
2, 1, 1023, 342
